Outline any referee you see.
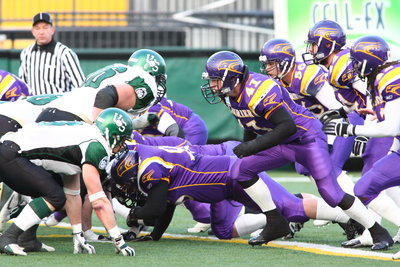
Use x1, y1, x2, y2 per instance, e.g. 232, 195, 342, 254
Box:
19, 12, 85, 95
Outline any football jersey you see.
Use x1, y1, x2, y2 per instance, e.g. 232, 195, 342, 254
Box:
282, 61, 329, 117
224, 71, 317, 143
1, 121, 110, 176
83, 64, 158, 114
134, 144, 231, 204
371, 63, 400, 141
0, 94, 63, 126
140, 97, 193, 136
328, 48, 367, 109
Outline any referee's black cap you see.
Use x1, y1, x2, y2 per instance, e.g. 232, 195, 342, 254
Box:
32, 12, 53, 26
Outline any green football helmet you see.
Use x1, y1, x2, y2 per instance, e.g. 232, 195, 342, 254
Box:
128, 49, 167, 103
95, 108, 133, 151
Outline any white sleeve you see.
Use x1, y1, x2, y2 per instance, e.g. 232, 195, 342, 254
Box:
354, 97, 400, 137
314, 82, 342, 109
157, 112, 177, 134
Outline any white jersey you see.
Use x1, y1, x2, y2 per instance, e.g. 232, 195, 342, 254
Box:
0, 94, 63, 126
47, 64, 158, 122
1, 122, 110, 176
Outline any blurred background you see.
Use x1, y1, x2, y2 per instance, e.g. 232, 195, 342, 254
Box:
0, 0, 399, 145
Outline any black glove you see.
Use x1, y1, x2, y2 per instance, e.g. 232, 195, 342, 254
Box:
147, 113, 160, 127
352, 136, 369, 156
320, 107, 348, 124
127, 207, 140, 227
323, 121, 356, 137
131, 234, 154, 242
233, 140, 259, 158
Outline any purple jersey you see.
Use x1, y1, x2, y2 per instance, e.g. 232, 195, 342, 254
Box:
283, 62, 329, 117
371, 63, 400, 142
128, 131, 189, 148
0, 70, 31, 101
224, 71, 317, 143
328, 49, 367, 109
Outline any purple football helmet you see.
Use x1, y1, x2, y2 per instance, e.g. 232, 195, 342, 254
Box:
259, 38, 295, 79
302, 20, 346, 65
201, 51, 246, 104
110, 150, 145, 207
350, 35, 390, 80
0, 70, 31, 101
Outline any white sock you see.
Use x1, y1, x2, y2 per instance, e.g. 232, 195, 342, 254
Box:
385, 187, 400, 207
367, 192, 400, 227
112, 198, 130, 219
343, 198, 375, 229
234, 213, 267, 237
337, 171, 355, 195
316, 199, 350, 223
14, 205, 42, 231
243, 178, 276, 212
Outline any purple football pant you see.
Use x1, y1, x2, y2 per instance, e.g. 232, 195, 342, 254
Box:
230, 126, 345, 207
183, 113, 208, 145
211, 171, 308, 239
354, 152, 400, 205
183, 200, 211, 224
361, 137, 393, 174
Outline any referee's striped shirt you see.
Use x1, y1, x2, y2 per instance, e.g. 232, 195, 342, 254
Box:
19, 39, 85, 95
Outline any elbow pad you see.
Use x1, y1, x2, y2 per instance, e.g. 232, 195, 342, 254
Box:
94, 85, 119, 109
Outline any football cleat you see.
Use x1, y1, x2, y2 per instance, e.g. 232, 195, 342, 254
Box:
19, 239, 55, 252
392, 228, 400, 244
341, 238, 365, 248
83, 229, 111, 242
392, 250, 400, 260
370, 224, 394, 251
187, 222, 211, 233
371, 241, 390, 251
0, 191, 29, 232
337, 219, 365, 240
283, 222, 304, 239
248, 212, 291, 246
1, 243, 27, 256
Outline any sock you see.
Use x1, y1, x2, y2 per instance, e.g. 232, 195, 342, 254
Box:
367, 192, 400, 227
112, 198, 130, 219
385, 187, 400, 208
234, 213, 266, 237
316, 198, 350, 223
336, 171, 355, 195
14, 198, 52, 231
242, 178, 276, 212
342, 197, 375, 229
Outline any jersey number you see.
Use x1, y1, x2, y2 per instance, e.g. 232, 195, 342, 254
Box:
84, 66, 128, 89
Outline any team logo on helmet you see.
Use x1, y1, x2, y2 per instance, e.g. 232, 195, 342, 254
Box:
217, 60, 244, 74
145, 54, 160, 72
385, 83, 400, 96
142, 170, 155, 183
271, 43, 294, 57
113, 112, 128, 132
135, 87, 148, 99
116, 152, 138, 177
353, 42, 386, 61
313, 27, 339, 42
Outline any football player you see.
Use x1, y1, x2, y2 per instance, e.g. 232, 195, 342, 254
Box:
322, 36, 400, 256
0, 108, 135, 256
200, 51, 392, 250
111, 145, 361, 242
0, 70, 31, 101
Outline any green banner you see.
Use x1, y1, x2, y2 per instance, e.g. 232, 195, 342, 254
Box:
275, 0, 400, 57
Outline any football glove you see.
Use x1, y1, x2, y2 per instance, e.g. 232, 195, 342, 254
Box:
352, 136, 369, 156
233, 141, 259, 158
323, 121, 356, 137
319, 107, 348, 124
112, 235, 135, 256
72, 232, 96, 254
147, 113, 160, 127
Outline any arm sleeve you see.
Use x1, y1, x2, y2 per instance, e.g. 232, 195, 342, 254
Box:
150, 203, 176, 241
132, 180, 169, 220
354, 97, 400, 137
314, 82, 342, 110
93, 85, 119, 109
164, 124, 185, 138
243, 129, 257, 142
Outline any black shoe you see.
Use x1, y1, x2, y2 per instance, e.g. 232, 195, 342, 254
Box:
337, 219, 365, 240
282, 222, 304, 240
248, 211, 291, 246
341, 238, 365, 248
122, 231, 138, 241
370, 223, 394, 251
18, 239, 55, 252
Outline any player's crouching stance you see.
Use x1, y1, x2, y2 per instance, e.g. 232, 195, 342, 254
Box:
0, 108, 135, 256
